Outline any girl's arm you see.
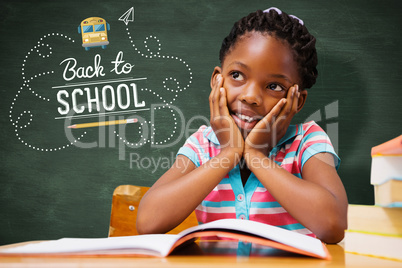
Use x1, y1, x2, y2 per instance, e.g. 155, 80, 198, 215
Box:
136, 151, 239, 234
247, 151, 348, 244
137, 74, 243, 234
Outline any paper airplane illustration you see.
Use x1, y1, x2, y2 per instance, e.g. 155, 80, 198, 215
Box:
119, 7, 135, 25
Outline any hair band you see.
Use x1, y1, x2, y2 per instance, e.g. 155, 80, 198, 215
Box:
263, 7, 304, 25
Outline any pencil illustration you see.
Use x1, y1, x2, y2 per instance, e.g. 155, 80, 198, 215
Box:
68, 118, 138, 129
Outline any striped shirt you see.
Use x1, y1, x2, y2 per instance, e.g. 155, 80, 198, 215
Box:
177, 121, 340, 237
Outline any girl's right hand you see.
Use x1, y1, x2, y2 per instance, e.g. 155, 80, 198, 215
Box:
209, 74, 244, 156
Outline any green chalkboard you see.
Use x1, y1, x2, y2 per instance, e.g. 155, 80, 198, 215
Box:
1, 0, 401, 245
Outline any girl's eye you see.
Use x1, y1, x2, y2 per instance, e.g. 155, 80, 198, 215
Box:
231, 72, 244, 81
268, 83, 283, 92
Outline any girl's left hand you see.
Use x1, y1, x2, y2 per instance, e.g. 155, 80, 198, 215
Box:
244, 85, 300, 158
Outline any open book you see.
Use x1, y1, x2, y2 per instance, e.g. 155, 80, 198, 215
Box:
0, 219, 330, 260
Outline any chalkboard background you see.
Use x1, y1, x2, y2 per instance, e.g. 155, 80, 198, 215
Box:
0, 0, 401, 245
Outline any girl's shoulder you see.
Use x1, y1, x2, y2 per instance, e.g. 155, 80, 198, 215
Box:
186, 125, 219, 145
297, 120, 325, 135
279, 121, 326, 147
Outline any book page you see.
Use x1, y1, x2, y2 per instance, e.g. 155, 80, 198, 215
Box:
0, 234, 179, 257
178, 219, 327, 258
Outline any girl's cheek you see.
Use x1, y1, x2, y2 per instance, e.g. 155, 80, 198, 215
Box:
225, 89, 238, 104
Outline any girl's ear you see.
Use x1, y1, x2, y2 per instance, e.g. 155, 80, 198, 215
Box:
297, 90, 308, 113
210, 66, 222, 89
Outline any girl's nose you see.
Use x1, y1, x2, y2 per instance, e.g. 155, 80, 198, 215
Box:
239, 84, 262, 106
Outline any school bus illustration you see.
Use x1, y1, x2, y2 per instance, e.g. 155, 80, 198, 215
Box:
78, 17, 110, 51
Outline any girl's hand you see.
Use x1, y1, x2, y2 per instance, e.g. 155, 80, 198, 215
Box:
209, 74, 244, 156
244, 85, 300, 157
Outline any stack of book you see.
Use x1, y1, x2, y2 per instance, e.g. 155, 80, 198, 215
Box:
345, 205, 402, 261
345, 135, 402, 261
371, 135, 402, 207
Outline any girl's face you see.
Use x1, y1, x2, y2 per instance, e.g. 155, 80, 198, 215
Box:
212, 31, 306, 136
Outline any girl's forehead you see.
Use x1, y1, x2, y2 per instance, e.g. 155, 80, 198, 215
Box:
223, 32, 295, 67
222, 31, 300, 84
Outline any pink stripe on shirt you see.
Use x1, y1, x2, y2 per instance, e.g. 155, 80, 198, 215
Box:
250, 212, 300, 226
204, 189, 236, 202
196, 210, 236, 223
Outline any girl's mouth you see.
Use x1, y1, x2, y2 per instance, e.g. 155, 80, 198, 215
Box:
231, 113, 262, 131
235, 113, 260, 123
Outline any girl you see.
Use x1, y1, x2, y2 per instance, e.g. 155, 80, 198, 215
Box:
137, 8, 348, 244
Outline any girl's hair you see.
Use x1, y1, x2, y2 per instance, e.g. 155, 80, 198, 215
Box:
219, 9, 318, 89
